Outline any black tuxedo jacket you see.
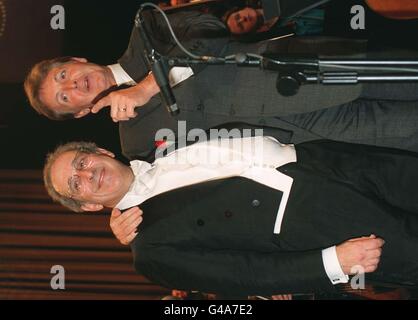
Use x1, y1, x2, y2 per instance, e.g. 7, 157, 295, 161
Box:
118, 10, 365, 159
130, 140, 418, 295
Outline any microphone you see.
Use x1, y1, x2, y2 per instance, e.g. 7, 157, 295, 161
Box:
151, 56, 179, 116
135, 11, 179, 116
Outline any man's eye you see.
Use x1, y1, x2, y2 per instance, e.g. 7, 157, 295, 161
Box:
60, 70, 66, 79
62, 94, 68, 102
76, 157, 88, 170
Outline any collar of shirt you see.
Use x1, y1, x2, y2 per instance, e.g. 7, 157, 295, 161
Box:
107, 64, 137, 86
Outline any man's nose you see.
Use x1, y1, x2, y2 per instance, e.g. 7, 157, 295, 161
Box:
62, 79, 78, 90
77, 169, 94, 181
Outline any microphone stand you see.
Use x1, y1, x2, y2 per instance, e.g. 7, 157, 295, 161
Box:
168, 53, 418, 97
135, 3, 418, 113
261, 54, 418, 96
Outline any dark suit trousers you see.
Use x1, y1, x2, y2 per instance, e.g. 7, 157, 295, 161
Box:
278, 82, 418, 153
276, 140, 418, 286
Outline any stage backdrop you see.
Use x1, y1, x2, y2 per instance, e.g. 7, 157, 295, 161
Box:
0, 0, 65, 83
0, 169, 169, 299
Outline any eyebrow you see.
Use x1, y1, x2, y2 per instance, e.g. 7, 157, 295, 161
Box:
53, 70, 64, 106
67, 153, 80, 194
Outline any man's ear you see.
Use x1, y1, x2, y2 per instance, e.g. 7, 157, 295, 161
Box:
74, 108, 91, 118
97, 148, 115, 158
81, 203, 104, 212
71, 57, 88, 63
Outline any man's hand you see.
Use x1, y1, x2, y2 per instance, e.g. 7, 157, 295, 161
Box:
336, 234, 384, 275
110, 207, 143, 245
91, 73, 159, 122
91, 86, 145, 122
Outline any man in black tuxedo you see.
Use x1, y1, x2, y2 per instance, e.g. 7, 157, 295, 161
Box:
25, 10, 418, 159
43, 130, 418, 295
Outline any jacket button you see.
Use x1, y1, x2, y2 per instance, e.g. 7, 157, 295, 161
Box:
197, 219, 205, 226
252, 199, 260, 207
224, 210, 233, 218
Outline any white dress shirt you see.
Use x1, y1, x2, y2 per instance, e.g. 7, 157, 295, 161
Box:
108, 63, 194, 87
115, 136, 349, 285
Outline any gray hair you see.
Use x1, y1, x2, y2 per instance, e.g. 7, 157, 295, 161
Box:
43, 141, 99, 212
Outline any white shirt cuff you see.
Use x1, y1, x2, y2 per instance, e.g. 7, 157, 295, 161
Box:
322, 246, 349, 285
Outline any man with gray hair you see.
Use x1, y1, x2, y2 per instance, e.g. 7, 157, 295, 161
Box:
43, 132, 418, 295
